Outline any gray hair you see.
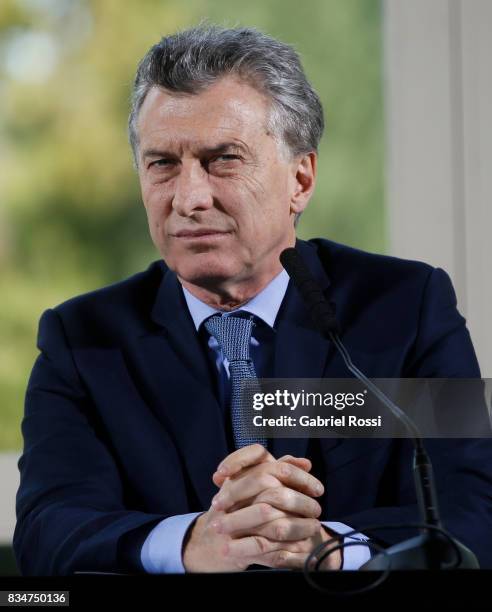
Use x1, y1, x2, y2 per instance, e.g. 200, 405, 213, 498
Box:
128, 24, 324, 225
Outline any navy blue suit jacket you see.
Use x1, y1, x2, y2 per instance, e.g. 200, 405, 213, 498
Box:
13, 238, 492, 574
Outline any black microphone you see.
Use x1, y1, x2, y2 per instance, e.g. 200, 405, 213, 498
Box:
279, 248, 340, 335
280, 246, 479, 570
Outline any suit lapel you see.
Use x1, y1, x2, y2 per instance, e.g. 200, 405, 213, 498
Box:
134, 267, 228, 508
138, 241, 350, 499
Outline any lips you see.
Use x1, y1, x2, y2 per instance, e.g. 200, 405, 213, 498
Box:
173, 229, 230, 238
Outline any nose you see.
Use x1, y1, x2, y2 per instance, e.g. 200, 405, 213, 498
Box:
172, 160, 214, 217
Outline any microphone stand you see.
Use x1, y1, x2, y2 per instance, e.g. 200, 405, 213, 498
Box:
280, 247, 479, 570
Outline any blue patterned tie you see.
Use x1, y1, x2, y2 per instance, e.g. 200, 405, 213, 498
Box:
204, 313, 267, 449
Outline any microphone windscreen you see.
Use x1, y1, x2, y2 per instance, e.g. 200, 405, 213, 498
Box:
280, 247, 340, 335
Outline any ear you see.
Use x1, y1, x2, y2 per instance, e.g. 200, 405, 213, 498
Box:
289, 152, 317, 215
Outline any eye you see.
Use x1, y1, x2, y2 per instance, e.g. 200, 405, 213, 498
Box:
148, 159, 175, 169
211, 154, 241, 163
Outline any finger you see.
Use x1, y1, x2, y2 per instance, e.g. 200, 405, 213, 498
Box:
273, 535, 343, 570
212, 472, 228, 488
225, 461, 323, 510
256, 550, 314, 570
214, 455, 312, 494
212, 503, 287, 535
213, 463, 323, 511
212, 469, 281, 511
213, 455, 311, 489
278, 456, 312, 473
224, 534, 277, 559
228, 495, 257, 513
235, 516, 321, 542
254, 487, 322, 518
271, 462, 324, 497
212, 444, 275, 486
225, 536, 314, 563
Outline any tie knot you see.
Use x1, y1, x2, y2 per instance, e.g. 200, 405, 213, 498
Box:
204, 312, 255, 363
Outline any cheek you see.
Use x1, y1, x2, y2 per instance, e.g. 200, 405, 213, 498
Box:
142, 184, 170, 220
141, 189, 172, 247
215, 175, 268, 220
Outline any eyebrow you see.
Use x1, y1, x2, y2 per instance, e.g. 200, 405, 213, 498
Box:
141, 142, 249, 160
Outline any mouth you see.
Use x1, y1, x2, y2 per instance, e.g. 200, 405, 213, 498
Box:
173, 229, 232, 240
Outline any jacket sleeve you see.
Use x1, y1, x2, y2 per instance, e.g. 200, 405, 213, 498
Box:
404, 267, 481, 377
13, 308, 167, 576
334, 267, 492, 567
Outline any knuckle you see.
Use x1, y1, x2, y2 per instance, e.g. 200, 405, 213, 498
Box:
232, 556, 245, 570
237, 458, 249, 471
282, 488, 295, 506
251, 444, 270, 462
253, 535, 269, 555
258, 502, 274, 519
257, 473, 273, 490
270, 486, 289, 506
274, 519, 289, 541
278, 462, 292, 478
274, 551, 290, 567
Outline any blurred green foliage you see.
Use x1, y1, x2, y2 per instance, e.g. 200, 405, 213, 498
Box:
0, 0, 383, 450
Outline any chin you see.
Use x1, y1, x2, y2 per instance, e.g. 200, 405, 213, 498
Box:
174, 252, 240, 286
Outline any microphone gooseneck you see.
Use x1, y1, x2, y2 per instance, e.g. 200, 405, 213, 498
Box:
280, 246, 479, 572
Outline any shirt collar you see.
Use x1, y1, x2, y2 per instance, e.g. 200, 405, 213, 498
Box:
182, 269, 290, 331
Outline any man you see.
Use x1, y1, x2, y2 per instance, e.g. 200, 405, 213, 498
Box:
14, 25, 492, 575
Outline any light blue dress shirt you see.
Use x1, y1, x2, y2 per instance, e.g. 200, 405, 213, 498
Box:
141, 269, 370, 572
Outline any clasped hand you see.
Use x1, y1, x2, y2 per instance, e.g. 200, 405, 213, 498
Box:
183, 444, 341, 572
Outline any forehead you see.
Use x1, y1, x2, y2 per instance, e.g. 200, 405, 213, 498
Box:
136, 76, 271, 150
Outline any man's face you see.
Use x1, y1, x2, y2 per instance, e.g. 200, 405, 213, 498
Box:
136, 76, 313, 292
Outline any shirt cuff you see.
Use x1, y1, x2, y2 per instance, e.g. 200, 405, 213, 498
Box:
141, 512, 202, 573
321, 521, 371, 570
